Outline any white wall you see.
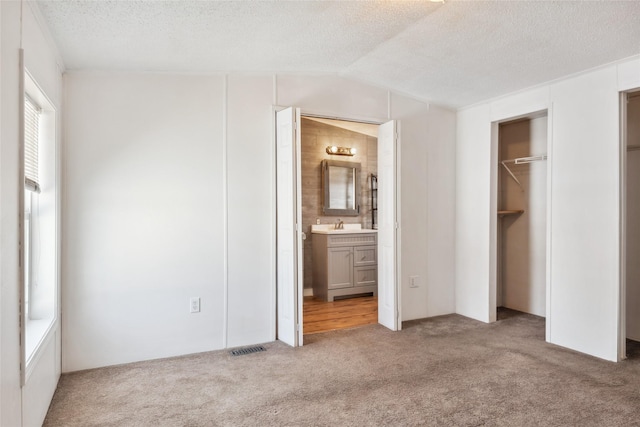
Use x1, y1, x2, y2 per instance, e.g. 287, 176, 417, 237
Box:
63, 73, 458, 371
63, 73, 227, 370
548, 67, 620, 361
226, 75, 275, 348
424, 105, 457, 317
1, 1, 63, 426
393, 95, 456, 320
0, 4, 22, 424
626, 94, 640, 341
455, 104, 492, 322
456, 56, 640, 361
276, 75, 388, 121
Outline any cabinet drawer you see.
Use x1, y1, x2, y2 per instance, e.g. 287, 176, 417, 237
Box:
327, 233, 377, 247
354, 266, 377, 287
353, 245, 377, 266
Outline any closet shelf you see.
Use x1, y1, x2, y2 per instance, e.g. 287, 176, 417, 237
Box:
498, 210, 524, 217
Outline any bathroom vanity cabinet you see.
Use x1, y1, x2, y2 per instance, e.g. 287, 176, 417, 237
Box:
312, 232, 377, 302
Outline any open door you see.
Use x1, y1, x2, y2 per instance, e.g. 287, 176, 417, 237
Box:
377, 120, 400, 331
276, 107, 304, 346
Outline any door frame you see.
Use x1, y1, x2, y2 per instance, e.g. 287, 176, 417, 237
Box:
619, 88, 640, 361
489, 108, 552, 341
274, 107, 401, 345
620, 91, 628, 361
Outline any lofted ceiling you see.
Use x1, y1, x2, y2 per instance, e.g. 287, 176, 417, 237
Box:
304, 117, 379, 137
35, 0, 640, 109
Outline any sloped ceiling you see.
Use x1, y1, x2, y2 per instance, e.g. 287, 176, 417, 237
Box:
304, 117, 379, 137
36, 0, 640, 108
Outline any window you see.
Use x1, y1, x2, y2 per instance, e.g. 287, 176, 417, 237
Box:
22, 72, 58, 376
24, 95, 40, 192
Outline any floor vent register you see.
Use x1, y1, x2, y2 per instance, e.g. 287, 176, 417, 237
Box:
230, 345, 266, 356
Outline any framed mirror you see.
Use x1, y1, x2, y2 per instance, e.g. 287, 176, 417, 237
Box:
322, 159, 361, 216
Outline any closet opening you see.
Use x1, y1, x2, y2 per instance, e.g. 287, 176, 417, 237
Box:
300, 117, 380, 336
495, 113, 548, 327
623, 89, 640, 359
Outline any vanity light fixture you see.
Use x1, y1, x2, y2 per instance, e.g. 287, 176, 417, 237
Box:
326, 146, 356, 156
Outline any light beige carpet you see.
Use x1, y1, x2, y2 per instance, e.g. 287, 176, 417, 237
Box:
44, 310, 640, 426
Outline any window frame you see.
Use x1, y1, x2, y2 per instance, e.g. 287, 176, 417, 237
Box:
20, 59, 60, 385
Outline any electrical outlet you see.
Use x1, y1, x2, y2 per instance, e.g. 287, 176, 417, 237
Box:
190, 297, 200, 313
409, 275, 419, 288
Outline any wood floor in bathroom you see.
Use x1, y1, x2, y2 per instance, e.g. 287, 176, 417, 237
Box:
303, 295, 378, 335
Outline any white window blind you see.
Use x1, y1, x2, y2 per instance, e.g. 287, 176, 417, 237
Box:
24, 95, 40, 192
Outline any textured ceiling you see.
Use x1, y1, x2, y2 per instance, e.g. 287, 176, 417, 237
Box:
36, 0, 640, 108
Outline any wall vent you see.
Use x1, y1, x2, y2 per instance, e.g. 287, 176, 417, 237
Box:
230, 345, 266, 356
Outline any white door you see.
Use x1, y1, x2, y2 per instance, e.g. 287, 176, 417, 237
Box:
276, 107, 304, 346
377, 120, 399, 331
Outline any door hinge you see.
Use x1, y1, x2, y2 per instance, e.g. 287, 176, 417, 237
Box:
395, 222, 399, 229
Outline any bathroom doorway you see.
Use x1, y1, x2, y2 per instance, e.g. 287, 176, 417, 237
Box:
622, 89, 640, 360
300, 117, 379, 335
275, 107, 399, 347
492, 111, 549, 333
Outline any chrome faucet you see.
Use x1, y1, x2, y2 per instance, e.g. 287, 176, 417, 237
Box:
335, 219, 344, 230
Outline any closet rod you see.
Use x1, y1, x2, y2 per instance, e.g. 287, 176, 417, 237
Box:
628, 145, 640, 152
502, 154, 547, 165
500, 154, 547, 192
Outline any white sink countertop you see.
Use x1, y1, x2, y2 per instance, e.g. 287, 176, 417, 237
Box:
311, 224, 378, 234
